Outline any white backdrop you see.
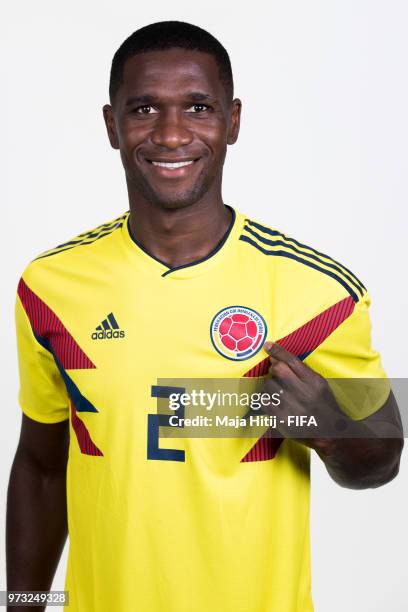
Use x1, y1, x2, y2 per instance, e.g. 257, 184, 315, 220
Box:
2, 1, 407, 610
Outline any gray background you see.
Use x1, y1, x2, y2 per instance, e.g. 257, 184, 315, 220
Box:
2, 1, 407, 610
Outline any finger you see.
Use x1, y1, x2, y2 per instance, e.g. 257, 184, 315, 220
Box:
263, 341, 308, 378
269, 359, 297, 380
260, 378, 287, 415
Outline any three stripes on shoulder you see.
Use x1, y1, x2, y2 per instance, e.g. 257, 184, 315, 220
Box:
240, 219, 365, 303
34, 212, 129, 261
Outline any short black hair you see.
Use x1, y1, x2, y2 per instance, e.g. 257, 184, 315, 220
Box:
109, 21, 234, 105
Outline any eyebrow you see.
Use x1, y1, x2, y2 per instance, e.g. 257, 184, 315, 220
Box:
124, 92, 217, 107
186, 92, 216, 102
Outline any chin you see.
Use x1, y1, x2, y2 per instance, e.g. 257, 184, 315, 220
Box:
145, 186, 208, 211
155, 199, 197, 211
130, 170, 214, 211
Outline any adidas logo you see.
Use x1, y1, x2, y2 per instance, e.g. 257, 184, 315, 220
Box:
91, 313, 125, 340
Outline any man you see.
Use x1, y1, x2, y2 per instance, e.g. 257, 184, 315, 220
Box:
7, 20, 403, 612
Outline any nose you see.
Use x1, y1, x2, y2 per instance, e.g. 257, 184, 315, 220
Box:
151, 109, 193, 149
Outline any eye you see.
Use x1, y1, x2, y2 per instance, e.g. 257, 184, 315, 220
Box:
186, 103, 210, 113
135, 105, 158, 115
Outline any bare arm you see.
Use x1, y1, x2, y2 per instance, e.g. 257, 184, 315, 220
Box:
6, 414, 69, 612
313, 391, 404, 489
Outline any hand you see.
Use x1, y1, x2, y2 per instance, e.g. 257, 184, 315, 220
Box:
261, 341, 352, 452
261, 343, 403, 487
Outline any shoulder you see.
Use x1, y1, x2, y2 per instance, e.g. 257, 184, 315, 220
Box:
32, 210, 129, 262
238, 213, 366, 304
17, 210, 129, 294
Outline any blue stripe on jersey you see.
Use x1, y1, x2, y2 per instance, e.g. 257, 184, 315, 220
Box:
242, 224, 364, 297
239, 235, 360, 302
244, 219, 366, 292
34, 214, 128, 261
34, 333, 98, 413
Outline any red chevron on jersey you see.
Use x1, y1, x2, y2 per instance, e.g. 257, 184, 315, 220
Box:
241, 433, 283, 462
277, 296, 355, 359
244, 357, 270, 378
240, 296, 355, 462
71, 402, 103, 456
242, 356, 282, 462
17, 278, 95, 370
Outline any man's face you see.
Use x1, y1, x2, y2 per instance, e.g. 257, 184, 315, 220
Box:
103, 49, 241, 210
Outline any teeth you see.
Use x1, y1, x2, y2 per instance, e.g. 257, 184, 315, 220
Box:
152, 160, 194, 168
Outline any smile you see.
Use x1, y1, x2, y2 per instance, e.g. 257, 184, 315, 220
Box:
151, 160, 194, 169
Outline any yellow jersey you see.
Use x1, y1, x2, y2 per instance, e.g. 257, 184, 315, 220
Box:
14, 206, 387, 612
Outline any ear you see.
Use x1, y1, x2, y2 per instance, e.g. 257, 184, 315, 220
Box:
227, 98, 242, 145
102, 104, 120, 150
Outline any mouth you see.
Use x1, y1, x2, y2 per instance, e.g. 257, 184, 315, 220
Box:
145, 157, 201, 178
151, 159, 196, 169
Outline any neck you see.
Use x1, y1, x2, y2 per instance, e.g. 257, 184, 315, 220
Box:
127, 191, 232, 270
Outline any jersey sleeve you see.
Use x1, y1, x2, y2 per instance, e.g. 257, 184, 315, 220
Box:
15, 289, 70, 423
304, 291, 390, 420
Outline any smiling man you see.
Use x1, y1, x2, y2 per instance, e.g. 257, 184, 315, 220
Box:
7, 20, 403, 612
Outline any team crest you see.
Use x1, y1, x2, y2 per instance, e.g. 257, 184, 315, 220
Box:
210, 306, 267, 361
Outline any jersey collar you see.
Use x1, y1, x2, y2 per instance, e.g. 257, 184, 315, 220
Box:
120, 205, 245, 280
